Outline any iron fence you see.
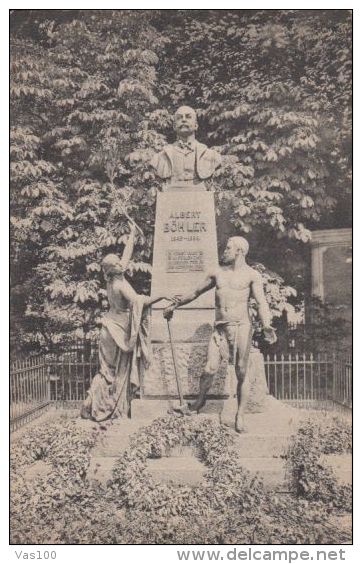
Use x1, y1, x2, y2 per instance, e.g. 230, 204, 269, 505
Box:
264, 352, 352, 408
47, 340, 99, 404
10, 354, 50, 431
333, 353, 352, 408
10, 344, 352, 431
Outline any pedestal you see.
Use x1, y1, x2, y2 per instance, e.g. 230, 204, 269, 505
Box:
220, 349, 269, 425
142, 190, 227, 397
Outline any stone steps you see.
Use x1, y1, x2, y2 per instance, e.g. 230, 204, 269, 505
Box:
87, 455, 119, 486
222, 398, 304, 490
92, 420, 144, 457
146, 455, 205, 486
130, 398, 173, 419
236, 457, 288, 491
233, 433, 290, 458
320, 454, 352, 485
86, 398, 307, 490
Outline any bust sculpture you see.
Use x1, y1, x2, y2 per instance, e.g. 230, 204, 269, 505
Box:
150, 106, 221, 191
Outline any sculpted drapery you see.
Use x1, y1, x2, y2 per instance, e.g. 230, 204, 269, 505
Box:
82, 295, 150, 421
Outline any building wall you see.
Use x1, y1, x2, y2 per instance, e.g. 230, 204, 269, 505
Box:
310, 228, 352, 320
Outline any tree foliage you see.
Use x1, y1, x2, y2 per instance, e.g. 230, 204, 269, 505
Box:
10, 10, 351, 346
158, 10, 351, 239
11, 11, 166, 343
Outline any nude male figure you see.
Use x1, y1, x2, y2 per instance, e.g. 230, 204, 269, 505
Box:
164, 236, 276, 432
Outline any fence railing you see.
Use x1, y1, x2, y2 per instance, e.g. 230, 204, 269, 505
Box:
10, 354, 50, 432
264, 352, 352, 408
333, 353, 352, 408
10, 347, 352, 431
47, 340, 99, 403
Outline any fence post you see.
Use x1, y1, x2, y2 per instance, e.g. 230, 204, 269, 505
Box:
310, 352, 314, 401
332, 351, 336, 403
302, 352, 306, 405
46, 356, 51, 403
274, 353, 278, 398
266, 354, 270, 391
345, 354, 348, 405
348, 355, 350, 405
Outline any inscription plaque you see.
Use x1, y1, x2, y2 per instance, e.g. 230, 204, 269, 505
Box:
166, 250, 204, 273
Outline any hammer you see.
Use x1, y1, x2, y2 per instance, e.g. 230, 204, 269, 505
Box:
166, 317, 190, 415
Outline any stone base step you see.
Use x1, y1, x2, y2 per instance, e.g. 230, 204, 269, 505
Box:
146, 455, 206, 486
130, 398, 173, 420
320, 454, 352, 485
237, 457, 287, 490
131, 398, 224, 417
92, 421, 142, 457
87, 397, 308, 492
91, 402, 221, 457
220, 397, 304, 436
88, 451, 288, 491
233, 433, 290, 458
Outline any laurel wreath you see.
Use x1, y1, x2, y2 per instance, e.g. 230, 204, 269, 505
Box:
109, 415, 264, 517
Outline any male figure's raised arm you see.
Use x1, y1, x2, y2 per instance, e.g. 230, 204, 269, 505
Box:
163, 272, 216, 319
250, 271, 277, 344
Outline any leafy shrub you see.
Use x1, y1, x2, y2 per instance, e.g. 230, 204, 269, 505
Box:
110, 415, 264, 519
109, 415, 350, 544
287, 416, 352, 511
11, 413, 351, 544
11, 416, 100, 544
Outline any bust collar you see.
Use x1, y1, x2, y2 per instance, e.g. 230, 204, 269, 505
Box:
163, 140, 208, 162
174, 138, 196, 153
177, 138, 196, 149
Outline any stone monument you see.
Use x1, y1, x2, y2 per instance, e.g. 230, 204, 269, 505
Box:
142, 106, 274, 428
142, 106, 224, 399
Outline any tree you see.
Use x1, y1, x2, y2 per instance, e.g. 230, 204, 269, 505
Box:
152, 9, 351, 309
10, 10, 351, 348
155, 10, 351, 238
11, 11, 166, 345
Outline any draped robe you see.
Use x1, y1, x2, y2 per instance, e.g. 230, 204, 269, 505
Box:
81, 295, 150, 421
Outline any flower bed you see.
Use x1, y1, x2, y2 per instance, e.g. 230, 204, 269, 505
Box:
287, 416, 352, 511
11, 415, 101, 544
10, 412, 351, 544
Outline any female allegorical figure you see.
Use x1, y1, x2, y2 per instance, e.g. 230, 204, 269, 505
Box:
81, 222, 168, 421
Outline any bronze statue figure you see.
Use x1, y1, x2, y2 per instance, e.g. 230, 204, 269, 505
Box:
164, 236, 277, 432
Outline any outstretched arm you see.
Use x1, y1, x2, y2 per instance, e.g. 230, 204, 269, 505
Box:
250, 272, 277, 343
163, 272, 216, 319
114, 278, 169, 308
143, 294, 170, 306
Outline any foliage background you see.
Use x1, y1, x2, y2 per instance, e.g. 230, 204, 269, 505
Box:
10, 9, 351, 349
